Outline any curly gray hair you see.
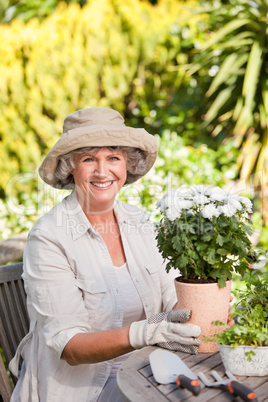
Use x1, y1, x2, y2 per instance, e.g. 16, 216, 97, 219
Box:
54, 146, 147, 189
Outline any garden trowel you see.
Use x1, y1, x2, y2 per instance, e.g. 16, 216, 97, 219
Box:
149, 349, 201, 396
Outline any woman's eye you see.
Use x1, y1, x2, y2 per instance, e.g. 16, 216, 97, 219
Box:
110, 156, 119, 161
83, 157, 94, 162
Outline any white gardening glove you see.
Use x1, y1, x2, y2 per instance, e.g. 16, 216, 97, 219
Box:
129, 309, 202, 355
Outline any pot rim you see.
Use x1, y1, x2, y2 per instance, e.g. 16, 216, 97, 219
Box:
218, 344, 268, 350
174, 277, 232, 287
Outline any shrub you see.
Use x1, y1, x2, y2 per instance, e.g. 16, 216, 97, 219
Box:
0, 0, 204, 198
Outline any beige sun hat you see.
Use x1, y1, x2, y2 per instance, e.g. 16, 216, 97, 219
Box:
39, 107, 158, 188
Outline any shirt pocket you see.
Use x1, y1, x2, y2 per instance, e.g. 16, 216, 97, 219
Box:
144, 263, 161, 293
75, 278, 108, 317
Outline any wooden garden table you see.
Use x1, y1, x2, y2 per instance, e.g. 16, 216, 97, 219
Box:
117, 346, 268, 401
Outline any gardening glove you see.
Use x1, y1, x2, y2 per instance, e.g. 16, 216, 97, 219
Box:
129, 309, 202, 355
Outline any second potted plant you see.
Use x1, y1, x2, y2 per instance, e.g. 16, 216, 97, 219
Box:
214, 267, 268, 376
155, 184, 257, 352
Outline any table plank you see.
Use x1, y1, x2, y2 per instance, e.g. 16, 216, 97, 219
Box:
117, 347, 164, 402
117, 346, 268, 402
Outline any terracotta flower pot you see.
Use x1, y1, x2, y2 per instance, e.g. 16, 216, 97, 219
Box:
174, 278, 232, 353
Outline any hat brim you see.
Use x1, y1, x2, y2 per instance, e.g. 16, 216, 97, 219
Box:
39, 125, 158, 188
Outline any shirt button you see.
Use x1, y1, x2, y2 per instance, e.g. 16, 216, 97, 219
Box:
135, 278, 139, 282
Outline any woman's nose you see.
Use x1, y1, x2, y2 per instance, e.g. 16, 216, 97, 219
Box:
94, 160, 107, 177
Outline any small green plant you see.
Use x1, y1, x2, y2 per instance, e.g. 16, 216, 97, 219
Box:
207, 268, 268, 353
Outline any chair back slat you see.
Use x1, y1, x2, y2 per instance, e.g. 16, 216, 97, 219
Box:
0, 262, 29, 401
10, 280, 29, 342
0, 283, 19, 363
1, 282, 26, 362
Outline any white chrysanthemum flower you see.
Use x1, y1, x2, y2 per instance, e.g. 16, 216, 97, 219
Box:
177, 199, 194, 210
239, 196, 253, 213
227, 194, 243, 211
165, 206, 182, 221
156, 199, 164, 212
220, 203, 238, 217
209, 187, 228, 202
175, 188, 192, 199
192, 195, 210, 205
156, 191, 175, 212
157, 186, 253, 222
157, 191, 182, 220
252, 255, 267, 270
202, 204, 221, 219
190, 184, 209, 196
206, 186, 222, 195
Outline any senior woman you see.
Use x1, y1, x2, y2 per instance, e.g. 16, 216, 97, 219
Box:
9, 108, 201, 402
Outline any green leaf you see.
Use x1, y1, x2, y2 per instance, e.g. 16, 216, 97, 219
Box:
233, 104, 253, 136
201, 234, 213, 242
206, 248, 216, 261
215, 31, 253, 50
217, 248, 229, 255
233, 97, 244, 122
217, 278, 226, 288
177, 254, 189, 268
243, 40, 263, 107
261, 80, 268, 124
207, 53, 248, 97
201, 19, 255, 50
216, 234, 224, 246
205, 85, 235, 123
259, 104, 267, 129
172, 235, 183, 253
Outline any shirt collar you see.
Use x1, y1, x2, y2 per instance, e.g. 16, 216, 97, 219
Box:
114, 199, 151, 227
64, 190, 92, 240
64, 191, 150, 240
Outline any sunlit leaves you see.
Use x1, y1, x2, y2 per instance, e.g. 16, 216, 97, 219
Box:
189, 0, 268, 207
0, 0, 201, 197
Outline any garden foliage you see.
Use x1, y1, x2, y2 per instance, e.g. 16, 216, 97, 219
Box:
0, 0, 87, 23
187, 0, 268, 220
0, 0, 203, 198
0, 0, 248, 240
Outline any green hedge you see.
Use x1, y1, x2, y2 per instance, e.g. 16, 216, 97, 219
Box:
0, 0, 203, 198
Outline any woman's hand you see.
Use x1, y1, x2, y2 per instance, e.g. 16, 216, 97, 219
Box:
129, 310, 201, 354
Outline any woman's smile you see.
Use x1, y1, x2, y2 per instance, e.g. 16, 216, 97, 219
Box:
90, 180, 114, 188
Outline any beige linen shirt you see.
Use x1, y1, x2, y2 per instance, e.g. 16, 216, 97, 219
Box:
9, 190, 177, 402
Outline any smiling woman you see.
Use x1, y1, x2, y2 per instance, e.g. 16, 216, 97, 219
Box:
9, 107, 202, 402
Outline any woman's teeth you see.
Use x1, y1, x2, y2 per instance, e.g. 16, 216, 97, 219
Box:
91, 181, 113, 188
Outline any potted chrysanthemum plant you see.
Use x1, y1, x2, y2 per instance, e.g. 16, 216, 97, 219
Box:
155, 184, 258, 352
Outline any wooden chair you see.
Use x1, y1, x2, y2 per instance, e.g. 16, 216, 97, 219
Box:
0, 262, 29, 402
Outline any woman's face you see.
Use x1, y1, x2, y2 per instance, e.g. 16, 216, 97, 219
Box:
72, 147, 127, 213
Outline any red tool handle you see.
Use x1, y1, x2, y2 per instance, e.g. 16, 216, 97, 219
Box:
176, 374, 201, 396
228, 380, 258, 402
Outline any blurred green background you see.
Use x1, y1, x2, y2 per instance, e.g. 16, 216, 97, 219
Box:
0, 0, 267, 249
